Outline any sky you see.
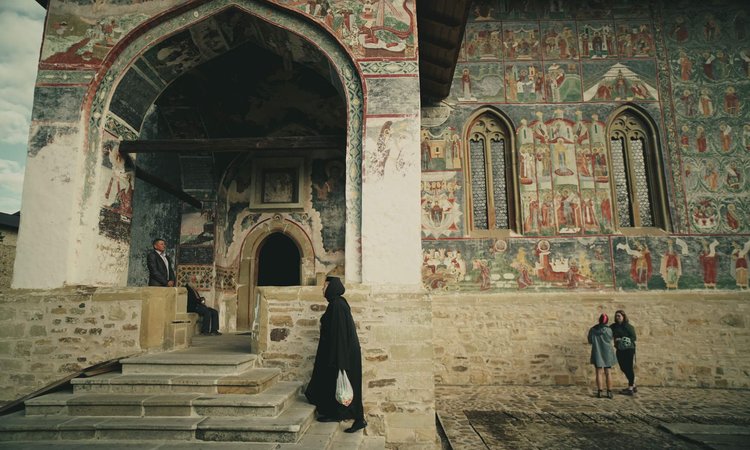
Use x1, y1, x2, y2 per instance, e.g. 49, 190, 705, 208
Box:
0, 2, 46, 214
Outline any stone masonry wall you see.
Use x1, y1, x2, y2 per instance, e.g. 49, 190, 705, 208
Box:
0, 287, 142, 403
432, 291, 750, 389
0, 229, 17, 289
257, 286, 437, 450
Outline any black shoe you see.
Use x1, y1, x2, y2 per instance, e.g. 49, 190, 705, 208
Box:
316, 416, 340, 423
211, 331, 222, 336
620, 388, 634, 396
200, 332, 211, 336
596, 390, 602, 398
606, 390, 613, 399
344, 420, 367, 433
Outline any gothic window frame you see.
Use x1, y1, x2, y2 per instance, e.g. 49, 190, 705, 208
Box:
606, 104, 672, 233
463, 107, 521, 237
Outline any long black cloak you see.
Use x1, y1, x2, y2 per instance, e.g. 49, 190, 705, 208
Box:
304, 277, 364, 421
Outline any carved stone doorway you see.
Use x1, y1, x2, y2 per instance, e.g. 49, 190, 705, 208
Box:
237, 217, 315, 332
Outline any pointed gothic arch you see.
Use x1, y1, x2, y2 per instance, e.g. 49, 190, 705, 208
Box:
462, 107, 520, 235
606, 104, 671, 231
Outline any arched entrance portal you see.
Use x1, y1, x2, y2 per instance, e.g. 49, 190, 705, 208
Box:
257, 233, 301, 286
237, 217, 315, 331
83, 0, 363, 290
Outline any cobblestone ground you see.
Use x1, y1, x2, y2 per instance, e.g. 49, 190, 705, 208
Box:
436, 385, 750, 450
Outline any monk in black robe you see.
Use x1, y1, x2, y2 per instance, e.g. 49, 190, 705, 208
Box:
305, 276, 367, 433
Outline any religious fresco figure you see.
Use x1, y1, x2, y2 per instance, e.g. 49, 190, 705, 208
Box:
703, 14, 720, 41
724, 87, 740, 116
511, 247, 533, 290
726, 164, 742, 191
420, 132, 431, 171
696, 126, 708, 153
660, 239, 684, 290
677, 51, 693, 81
598, 192, 612, 231
725, 203, 740, 231
731, 241, 749, 289
699, 240, 719, 289
672, 16, 689, 43
703, 161, 719, 191
556, 189, 580, 231
473, 259, 492, 290
679, 89, 696, 117
618, 241, 652, 290
699, 88, 714, 117
744, 124, 750, 151
719, 123, 733, 152
679, 125, 690, 150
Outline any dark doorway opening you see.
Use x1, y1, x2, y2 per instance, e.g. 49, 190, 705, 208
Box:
257, 233, 301, 286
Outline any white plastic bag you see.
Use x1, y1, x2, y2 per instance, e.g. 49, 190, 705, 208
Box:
335, 369, 353, 406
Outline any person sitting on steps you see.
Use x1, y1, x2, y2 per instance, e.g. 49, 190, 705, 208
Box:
186, 279, 221, 336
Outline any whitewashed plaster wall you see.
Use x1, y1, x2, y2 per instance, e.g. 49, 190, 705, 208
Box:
13, 123, 87, 289
360, 81, 423, 287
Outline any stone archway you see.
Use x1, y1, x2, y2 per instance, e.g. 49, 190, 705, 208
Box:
237, 215, 315, 331
81, 0, 362, 286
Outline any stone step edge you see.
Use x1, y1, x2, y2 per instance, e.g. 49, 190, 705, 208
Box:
0, 402, 315, 434
26, 381, 302, 417
71, 368, 281, 387
120, 354, 258, 366
25, 382, 302, 416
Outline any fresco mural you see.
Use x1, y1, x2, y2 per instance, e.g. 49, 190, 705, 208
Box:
41, 0, 416, 69
422, 237, 614, 292
422, 1, 750, 292
582, 60, 658, 102
277, 0, 416, 58
421, 172, 463, 239
41, 0, 184, 67
98, 138, 134, 242
311, 159, 346, 252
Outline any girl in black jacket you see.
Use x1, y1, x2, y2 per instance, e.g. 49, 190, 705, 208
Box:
610, 309, 637, 395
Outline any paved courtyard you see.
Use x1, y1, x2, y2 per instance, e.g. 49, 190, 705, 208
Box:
436, 385, 750, 449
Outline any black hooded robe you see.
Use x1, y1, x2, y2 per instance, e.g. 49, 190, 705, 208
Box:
304, 277, 364, 422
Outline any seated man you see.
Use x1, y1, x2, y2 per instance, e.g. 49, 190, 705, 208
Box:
186, 283, 221, 336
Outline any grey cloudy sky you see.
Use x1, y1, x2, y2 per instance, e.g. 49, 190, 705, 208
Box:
0, 1, 46, 214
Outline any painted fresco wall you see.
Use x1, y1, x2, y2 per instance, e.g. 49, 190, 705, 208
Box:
420, 0, 750, 293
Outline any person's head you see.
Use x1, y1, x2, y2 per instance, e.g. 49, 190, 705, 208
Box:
614, 310, 628, 324
323, 276, 345, 300
598, 313, 609, 325
152, 238, 166, 252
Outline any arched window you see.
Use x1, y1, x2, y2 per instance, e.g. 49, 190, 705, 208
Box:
465, 110, 518, 234
607, 106, 671, 230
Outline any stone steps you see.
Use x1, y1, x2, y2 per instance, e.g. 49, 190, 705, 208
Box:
120, 352, 258, 375
0, 334, 382, 449
0, 398, 314, 443
26, 381, 301, 417
70, 368, 281, 395
0, 422, 385, 449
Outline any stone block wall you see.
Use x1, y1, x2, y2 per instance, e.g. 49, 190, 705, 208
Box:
0, 229, 17, 289
432, 291, 750, 388
0, 286, 194, 403
0, 287, 142, 402
257, 286, 438, 450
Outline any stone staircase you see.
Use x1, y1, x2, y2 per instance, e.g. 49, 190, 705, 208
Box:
0, 335, 384, 449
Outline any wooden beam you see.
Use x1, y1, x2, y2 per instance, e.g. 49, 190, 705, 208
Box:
119, 135, 346, 154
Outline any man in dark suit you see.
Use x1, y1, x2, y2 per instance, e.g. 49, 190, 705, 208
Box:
187, 280, 221, 336
147, 238, 176, 287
